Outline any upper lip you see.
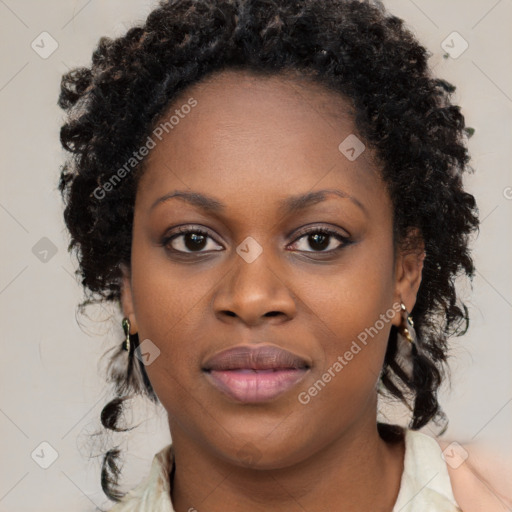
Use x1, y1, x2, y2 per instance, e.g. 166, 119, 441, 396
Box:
202, 345, 311, 371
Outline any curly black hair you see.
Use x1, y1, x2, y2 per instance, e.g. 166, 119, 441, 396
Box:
57, 0, 479, 504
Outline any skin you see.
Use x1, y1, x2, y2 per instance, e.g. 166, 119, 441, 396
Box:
437, 439, 512, 511
121, 69, 425, 512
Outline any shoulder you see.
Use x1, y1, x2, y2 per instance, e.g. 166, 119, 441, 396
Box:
435, 437, 512, 512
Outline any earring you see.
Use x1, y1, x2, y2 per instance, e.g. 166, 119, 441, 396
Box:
398, 302, 416, 345
122, 317, 131, 352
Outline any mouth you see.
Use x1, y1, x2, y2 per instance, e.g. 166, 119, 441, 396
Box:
202, 345, 311, 403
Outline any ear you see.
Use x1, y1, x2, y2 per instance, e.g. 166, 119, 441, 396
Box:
120, 263, 138, 333
391, 228, 426, 328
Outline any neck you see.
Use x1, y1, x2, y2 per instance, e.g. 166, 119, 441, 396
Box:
169, 417, 405, 512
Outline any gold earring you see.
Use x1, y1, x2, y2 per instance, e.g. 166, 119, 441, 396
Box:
399, 302, 416, 344
122, 317, 131, 352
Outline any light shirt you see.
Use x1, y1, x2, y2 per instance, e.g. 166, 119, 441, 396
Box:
107, 429, 461, 511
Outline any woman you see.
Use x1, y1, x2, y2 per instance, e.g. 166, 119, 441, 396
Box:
57, 0, 509, 510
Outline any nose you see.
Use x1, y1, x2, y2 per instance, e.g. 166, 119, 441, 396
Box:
212, 248, 297, 327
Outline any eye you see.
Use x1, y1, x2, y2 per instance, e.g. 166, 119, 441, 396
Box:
289, 227, 350, 253
163, 226, 223, 254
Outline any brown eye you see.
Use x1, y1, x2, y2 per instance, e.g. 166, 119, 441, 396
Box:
307, 232, 330, 251
290, 228, 349, 253
163, 227, 223, 254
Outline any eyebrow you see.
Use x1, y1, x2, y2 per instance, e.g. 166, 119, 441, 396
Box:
280, 188, 367, 216
150, 190, 224, 213
150, 188, 366, 215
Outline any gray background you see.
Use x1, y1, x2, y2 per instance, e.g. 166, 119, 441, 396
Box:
1, 0, 511, 510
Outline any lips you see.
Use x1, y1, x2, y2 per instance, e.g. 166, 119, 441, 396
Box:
202, 345, 311, 403
202, 345, 310, 372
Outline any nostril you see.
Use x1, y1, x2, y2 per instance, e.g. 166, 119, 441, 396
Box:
265, 311, 281, 317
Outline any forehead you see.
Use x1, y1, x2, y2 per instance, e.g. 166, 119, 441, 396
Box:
136, 69, 385, 215
191, 68, 353, 118
169, 69, 358, 146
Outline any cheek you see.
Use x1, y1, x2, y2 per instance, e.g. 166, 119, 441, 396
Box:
295, 303, 392, 439
128, 240, 217, 401
305, 279, 392, 389
296, 243, 395, 404
130, 226, 218, 336
301, 237, 395, 340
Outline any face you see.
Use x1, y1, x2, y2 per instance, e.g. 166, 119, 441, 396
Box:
121, 69, 424, 469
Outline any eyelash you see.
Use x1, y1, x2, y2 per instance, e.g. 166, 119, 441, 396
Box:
289, 226, 351, 254
161, 224, 351, 256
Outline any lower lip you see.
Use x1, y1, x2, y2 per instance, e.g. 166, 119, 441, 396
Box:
204, 368, 309, 403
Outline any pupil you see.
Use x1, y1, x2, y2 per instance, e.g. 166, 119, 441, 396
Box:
309, 233, 328, 251
185, 233, 206, 251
